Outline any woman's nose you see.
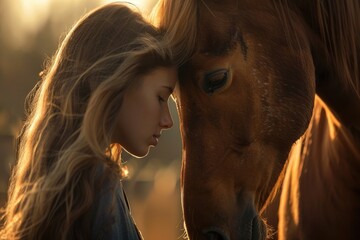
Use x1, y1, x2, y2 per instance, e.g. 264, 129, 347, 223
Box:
160, 107, 173, 129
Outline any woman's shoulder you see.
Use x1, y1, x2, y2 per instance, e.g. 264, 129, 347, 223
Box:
91, 165, 141, 239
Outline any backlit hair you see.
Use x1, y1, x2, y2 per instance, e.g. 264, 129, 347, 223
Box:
0, 3, 173, 239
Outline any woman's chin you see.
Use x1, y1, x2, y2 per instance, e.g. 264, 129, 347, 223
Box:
124, 147, 151, 158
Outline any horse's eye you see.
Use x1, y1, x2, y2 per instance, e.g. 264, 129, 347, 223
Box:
203, 69, 229, 94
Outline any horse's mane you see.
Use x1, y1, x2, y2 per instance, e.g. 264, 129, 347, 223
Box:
282, 97, 360, 224
269, 0, 360, 210
316, 0, 359, 94
275, 0, 360, 95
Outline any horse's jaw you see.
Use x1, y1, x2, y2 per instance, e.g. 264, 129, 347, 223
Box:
179, 139, 291, 240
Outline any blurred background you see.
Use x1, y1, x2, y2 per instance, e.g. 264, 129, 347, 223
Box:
0, 0, 185, 239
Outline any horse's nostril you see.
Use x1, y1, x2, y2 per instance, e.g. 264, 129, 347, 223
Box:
203, 228, 229, 240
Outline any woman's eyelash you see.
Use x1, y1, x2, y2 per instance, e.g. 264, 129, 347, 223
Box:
158, 96, 165, 102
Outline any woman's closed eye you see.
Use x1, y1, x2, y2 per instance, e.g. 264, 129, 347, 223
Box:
158, 86, 173, 104
158, 95, 166, 103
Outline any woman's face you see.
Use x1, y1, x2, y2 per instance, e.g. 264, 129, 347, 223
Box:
113, 66, 178, 157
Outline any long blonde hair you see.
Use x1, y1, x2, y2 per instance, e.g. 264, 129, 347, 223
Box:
0, 3, 173, 239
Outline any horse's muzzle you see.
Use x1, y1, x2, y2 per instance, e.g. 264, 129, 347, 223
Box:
204, 228, 229, 240
202, 215, 266, 240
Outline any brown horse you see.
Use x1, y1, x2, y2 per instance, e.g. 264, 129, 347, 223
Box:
153, 0, 360, 239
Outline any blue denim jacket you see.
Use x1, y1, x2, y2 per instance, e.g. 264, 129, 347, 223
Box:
91, 179, 142, 240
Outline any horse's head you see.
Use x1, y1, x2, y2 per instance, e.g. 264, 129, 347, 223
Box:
166, 1, 317, 239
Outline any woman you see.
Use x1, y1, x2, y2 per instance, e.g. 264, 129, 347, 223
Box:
0, 2, 177, 239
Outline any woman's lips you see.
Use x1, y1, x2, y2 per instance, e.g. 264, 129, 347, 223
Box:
151, 134, 161, 146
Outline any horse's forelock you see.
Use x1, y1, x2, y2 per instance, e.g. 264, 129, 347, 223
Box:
151, 0, 198, 66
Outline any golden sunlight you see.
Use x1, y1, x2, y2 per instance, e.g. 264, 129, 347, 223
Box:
6, 0, 158, 49
153, 168, 177, 195
20, 0, 50, 22
122, 165, 130, 179
101, 0, 157, 13
6, 0, 51, 48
